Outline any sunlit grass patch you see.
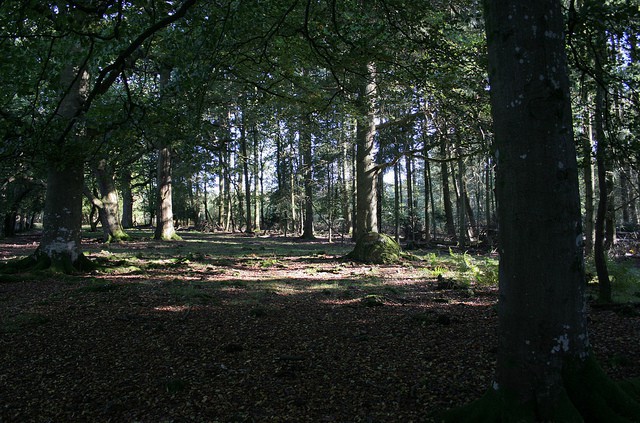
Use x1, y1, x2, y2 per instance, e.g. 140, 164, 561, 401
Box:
416, 249, 499, 287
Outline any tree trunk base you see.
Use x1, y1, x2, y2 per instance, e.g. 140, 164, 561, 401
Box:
105, 230, 131, 243
345, 232, 401, 264
442, 356, 640, 422
154, 232, 183, 241
1, 250, 95, 274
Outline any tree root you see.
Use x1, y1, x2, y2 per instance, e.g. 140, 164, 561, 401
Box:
0, 250, 96, 275
441, 355, 640, 422
345, 232, 401, 264
105, 231, 131, 243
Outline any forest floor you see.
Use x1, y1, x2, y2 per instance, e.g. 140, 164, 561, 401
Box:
1, 230, 640, 422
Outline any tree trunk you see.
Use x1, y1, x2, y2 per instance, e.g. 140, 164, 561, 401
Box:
154, 144, 179, 240
405, 153, 415, 243
621, 168, 631, 226
87, 159, 129, 242
427, 160, 437, 238
422, 151, 431, 242
441, 143, 456, 239
31, 60, 93, 271
454, 157, 466, 246
240, 116, 253, 234
376, 166, 384, 235
354, 62, 378, 241
582, 96, 595, 256
301, 118, 315, 239
446, 0, 640, 419
253, 125, 262, 232
35, 161, 92, 271
120, 170, 134, 229
605, 170, 616, 249
594, 56, 612, 303
394, 162, 400, 243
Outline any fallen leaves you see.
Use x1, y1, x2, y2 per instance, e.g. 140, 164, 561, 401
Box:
0, 231, 638, 422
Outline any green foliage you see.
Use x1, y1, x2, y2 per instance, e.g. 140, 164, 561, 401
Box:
347, 232, 402, 264
421, 250, 499, 287
586, 258, 640, 303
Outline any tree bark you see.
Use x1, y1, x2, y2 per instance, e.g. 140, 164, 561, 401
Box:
354, 62, 378, 241
594, 52, 612, 302
405, 153, 415, 243
33, 60, 92, 271
240, 115, 253, 234
490, 2, 589, 406
253, 125, 262, 232
35, 161, 92, 271
120, 170, 134, 229
444, 0, 640, 420
86, 159, 129, 242
301, 117, 315, 239
154, 144, 178, 240
582, 95, 595, 256
422, 147, 431, 242
394, 162, 400, 243
441, 143, 456, 239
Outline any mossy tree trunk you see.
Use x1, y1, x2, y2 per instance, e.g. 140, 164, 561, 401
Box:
445, 0, 640, 420
354, 61, 379, 242
85, 159, 129, 242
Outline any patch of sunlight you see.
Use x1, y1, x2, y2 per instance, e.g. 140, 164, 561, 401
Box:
153, 305, 191, 313
319, 298, 361, 306
309, 282, 340, 291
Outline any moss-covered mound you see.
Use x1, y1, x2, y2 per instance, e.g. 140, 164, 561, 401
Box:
346, 232, 401, 264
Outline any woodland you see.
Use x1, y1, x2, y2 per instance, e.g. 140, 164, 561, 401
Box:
1, 0, 640, 421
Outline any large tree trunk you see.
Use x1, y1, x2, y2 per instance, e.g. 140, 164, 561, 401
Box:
35, 161, 92, 272
32, 61, 93, 271
354, 62, 378, 241
154, 144, 179, 240
446, 0, 640, 420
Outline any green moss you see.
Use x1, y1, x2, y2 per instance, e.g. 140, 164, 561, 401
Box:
443, 355, 640, 422
1, 250, 95, 275
346, 232, 401, 264
105, 230, 131, 243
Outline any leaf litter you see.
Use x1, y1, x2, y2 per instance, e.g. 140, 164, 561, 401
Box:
0, 231, 639, 422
